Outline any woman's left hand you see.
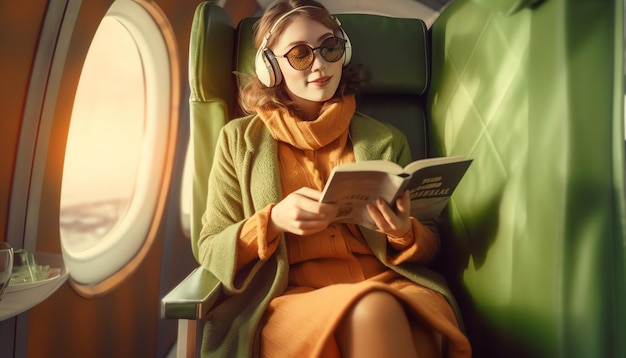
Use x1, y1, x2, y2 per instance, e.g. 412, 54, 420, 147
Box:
366, 190, 412, 238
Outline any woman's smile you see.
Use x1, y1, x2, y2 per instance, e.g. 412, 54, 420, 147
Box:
309, 75, 332, 86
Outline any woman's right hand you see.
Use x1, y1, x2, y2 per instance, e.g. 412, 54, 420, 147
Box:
269, 187, 339, 237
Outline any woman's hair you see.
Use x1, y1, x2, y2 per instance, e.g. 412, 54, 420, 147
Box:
238, 0, 362, 115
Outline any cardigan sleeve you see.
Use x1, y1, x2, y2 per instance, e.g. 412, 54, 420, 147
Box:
195, 120, 277, 294
236, 204, 280, 270
386, 217, 440, 265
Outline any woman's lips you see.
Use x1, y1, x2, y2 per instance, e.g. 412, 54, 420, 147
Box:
309, 76, 331, 86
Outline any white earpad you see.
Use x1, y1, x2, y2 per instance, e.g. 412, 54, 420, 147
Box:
255, 46, 274, 87
255, 47, 282, 87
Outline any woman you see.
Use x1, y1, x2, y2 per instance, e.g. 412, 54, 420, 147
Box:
195, 1, 471, 357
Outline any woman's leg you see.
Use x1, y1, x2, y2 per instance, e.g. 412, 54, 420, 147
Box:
335, 291, 419, 358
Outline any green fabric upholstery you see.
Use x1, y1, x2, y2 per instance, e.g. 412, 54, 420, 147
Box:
471, 0, 542, 15
339, 14, 429, 161
428, 0, 626, 356
189, 2, 237, 257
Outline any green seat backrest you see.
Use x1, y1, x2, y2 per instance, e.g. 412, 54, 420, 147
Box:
235, 14, 431, 161
428, 0, 626, 356
188, 3, 236, 256
189, 2, 433, 254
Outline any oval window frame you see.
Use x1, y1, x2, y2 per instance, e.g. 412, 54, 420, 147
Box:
60, 0, 178, 296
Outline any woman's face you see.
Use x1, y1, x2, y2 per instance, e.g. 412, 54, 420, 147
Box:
271, 15, 343, 109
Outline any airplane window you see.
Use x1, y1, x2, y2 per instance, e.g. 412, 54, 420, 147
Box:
61, 16, 144, 253
60, 0, 176, 290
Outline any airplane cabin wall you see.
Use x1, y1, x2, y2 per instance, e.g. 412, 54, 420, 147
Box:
0, 1, 48, 244
1, 0, 201, 356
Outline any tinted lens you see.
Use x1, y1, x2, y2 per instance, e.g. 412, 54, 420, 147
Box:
285, 45, 314, 70
318, 37, 346, 63
283, 37, 346, 70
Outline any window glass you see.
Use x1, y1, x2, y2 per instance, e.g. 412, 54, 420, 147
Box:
59, 0, 175, 289
60, 17, 145, 253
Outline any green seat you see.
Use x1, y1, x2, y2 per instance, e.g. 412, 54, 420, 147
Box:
427, 0, 626, 356
162, 0, 626, 357
162, 3, 442, 356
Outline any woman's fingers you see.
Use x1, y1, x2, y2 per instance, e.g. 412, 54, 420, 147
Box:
271, 187, 339, 235
366, 191, 411, 237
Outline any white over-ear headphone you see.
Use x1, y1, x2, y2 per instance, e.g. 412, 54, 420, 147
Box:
254, 6, 352, 87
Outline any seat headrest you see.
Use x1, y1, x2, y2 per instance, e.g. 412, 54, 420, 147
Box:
236, 13, 429, 96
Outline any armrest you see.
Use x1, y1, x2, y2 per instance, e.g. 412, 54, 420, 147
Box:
161, 267, 222, 320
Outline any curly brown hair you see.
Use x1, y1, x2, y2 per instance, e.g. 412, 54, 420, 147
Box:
238, 0, 362, 116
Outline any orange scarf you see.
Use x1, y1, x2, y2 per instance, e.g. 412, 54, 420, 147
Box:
257, 95, 357, 192
257, 96, 356, 150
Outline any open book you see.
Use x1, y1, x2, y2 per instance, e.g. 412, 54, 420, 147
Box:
319, 156, 472, 229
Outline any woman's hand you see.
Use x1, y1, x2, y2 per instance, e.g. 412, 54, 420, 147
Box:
366, 190, 412, 238
269, 187, 339, 236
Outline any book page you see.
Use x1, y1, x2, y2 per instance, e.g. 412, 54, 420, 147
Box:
321, 171, 406, 228
328, 160, 405, 176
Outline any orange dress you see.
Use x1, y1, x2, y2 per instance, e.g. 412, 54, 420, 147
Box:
236, 98, 471, 357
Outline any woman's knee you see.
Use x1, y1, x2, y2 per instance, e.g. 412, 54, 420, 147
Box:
336, 291, 417, 358
347, 290, 407, 327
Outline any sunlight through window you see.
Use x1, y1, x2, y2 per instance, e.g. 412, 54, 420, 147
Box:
60, 17, 145, 253
59, 0, 175, 289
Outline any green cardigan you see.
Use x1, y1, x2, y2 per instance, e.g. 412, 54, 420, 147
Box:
195, 112, 463, 357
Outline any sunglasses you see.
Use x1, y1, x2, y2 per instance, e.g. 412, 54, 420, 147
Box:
275, 37, 347, 71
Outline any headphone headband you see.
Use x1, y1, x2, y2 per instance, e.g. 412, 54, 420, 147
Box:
263, 6, 320, 46
254, 5, 352, 87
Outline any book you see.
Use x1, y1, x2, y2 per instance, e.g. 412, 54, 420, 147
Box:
319, 156, 472, 229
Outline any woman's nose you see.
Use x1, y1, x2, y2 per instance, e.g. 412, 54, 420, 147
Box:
309, 50, 326, 71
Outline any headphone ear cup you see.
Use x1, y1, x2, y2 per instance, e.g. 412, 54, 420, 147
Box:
255, 48, 282, 87
340, 27, 352, 66
332, 16, 352, 67
266, 49, 283, 86
255, 47, 274, 87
